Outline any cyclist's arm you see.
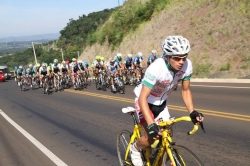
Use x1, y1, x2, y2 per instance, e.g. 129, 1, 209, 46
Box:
78, 65, 83, 72
138, 85, 155, 125
181, 79, 193, 113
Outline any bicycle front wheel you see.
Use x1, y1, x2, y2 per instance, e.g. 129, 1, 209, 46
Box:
116, 130, 133, 166
162, 145, 204, 166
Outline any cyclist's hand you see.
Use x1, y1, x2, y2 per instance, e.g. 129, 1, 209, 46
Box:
190, 110, 204, 125
147, 123, 161, 139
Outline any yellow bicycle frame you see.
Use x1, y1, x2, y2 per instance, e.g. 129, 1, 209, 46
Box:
124, 116, 199, 166
124, 124, 144, 165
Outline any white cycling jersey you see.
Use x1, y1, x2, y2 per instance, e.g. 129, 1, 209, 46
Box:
134, 57, 192, 105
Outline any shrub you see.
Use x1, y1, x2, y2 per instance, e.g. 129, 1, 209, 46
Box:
220, 62, 231, 71
193, 63, 211, 75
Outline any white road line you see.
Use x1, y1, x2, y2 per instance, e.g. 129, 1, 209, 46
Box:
190, 85, 250, 89
0, 109, 68, 166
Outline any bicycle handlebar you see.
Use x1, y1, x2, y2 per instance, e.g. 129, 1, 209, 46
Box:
158, 116, 199, 135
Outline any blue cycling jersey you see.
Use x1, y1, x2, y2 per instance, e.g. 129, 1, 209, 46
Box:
133, 56, 144, 65
107, 62, 118, 73
125, 57, 133, 65
147, 55, 158, 64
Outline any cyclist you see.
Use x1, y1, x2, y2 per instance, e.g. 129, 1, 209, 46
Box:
39, 63, 48, 86
94, 55, 106, 84
124, 54, 134, 85
32, 63, 41, 87
78, 60, 87, 83
125, 54, 134, 70
52, 59, 61, 89
14, 66, 18, 81
26, 64, 36, 88
107, 58, 119, 92
147, 50, 158, 67
60, 61, 69, 74
71, 58, 79, 89
130, 36, 205, 166
133, 52, 145, 84
16, 66, 25, 88
114, 53, 124, 75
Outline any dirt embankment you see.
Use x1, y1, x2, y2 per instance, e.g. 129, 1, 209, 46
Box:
79, 0, 250, 78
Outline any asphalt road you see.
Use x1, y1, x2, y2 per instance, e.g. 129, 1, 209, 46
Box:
0, 80, 249, 166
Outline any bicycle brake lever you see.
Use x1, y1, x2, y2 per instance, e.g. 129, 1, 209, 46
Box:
200, 122, 206, 133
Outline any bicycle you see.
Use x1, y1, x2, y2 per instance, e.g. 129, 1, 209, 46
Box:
116, 107, 204, 166
114, 74, 125, 94
19, 77, 26, 91
96, 70, 108, 91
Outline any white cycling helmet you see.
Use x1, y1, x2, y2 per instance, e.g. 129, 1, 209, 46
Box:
117, 53, 122, 57
138, 52, 143, 57
127, 54, 133, 58
19, 65, 23, 69
53, 59, 58, 63
162, 36, 191, 56
29, 64, 33, 68
42, 63, 46, 67
152, 50, 157, 54
78, 60, 83, 64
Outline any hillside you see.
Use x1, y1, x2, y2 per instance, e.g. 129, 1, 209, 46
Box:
79, 0, 250, 78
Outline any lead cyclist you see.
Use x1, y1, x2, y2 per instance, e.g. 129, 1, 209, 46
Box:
130, 36, 205, 166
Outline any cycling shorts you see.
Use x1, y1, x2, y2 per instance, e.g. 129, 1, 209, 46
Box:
135, 97, 170, 125
41, 71, 47, 76
126, 65, 132, 70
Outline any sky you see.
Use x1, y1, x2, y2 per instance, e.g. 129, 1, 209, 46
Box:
0, 0, 121, 38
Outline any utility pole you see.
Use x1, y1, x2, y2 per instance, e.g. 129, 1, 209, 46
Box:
32, 42, 37, 65
60, 48, 64, 61
77, 51, 80, 59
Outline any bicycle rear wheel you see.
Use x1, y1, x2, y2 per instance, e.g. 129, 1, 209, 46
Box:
116, 130, 133, 166
162, 145, 204, 166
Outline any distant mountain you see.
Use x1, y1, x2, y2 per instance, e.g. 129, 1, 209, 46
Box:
0, 33, 60, 43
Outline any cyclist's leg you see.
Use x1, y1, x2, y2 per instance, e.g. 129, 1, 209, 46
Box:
71, 73, 76, 88
53, 73, 57, 88
129, 98, 155, 166
110, 72, 116, 91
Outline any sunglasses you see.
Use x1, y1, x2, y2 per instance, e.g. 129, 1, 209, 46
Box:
171, 55, 187, 61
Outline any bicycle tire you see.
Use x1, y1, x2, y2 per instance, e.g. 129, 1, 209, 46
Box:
116, 130, 133, 166
162, 145, 204, 166
19, 82, 23, 91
